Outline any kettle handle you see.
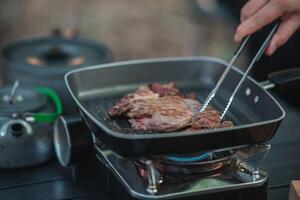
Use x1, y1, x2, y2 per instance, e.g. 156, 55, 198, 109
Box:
28, 87, 63, 123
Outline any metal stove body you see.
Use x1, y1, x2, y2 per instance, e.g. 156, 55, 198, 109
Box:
92, 136, 269, 200
54, 116, 270, 200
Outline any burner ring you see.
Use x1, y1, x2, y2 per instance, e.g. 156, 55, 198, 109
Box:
165, 152, 210, 163
162, 149, 236, 166
136, 149, 237, 178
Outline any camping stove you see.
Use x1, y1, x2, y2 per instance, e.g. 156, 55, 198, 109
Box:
90, 140, 270, 200
54, 116, 270, 200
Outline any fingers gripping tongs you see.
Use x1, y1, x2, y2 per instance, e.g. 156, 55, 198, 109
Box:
199, 22, 279, 120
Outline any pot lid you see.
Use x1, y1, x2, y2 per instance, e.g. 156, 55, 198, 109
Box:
2, 36, 112, 72
0, 83, 47, 114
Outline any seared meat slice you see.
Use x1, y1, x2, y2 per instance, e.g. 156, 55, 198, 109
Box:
108, 82, 180, 116
108, 86, 158, 116
184, 92, 197, 100
149, 82, 196, 99
191, 107, 234, 130
128, 96, 200, 132
148, 82, 181, 97
192, 109, 222, 130
108, 82, 233, 133
183, 98, 201, 116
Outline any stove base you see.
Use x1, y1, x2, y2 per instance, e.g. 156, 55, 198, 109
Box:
89, 155, 268, 200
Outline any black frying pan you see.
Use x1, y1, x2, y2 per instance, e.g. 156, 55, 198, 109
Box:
65, 57, 286, 157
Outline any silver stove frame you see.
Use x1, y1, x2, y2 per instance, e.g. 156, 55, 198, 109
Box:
94, 142, 269, 200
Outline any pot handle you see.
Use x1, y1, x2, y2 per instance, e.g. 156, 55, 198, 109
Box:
260, 68, 300, 90
26, 87, 63, 123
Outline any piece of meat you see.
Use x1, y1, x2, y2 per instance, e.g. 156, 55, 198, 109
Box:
108, 86, 159, 116
191, 109, 222, 130
148, 82, 181, 97
127, 96, 195, 132
184, 92, 197, 100
108, 82, 234, 133
150, 82, 196, 99
109, 82, 182, 116
191, 107, 234, 130
183, 98, 201, 116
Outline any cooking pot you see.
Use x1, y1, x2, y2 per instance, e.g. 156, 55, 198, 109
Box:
1, 32, 113, 114
0, 83, 62, 168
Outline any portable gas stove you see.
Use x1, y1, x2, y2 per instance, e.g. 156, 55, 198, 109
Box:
54, 116, 270, 200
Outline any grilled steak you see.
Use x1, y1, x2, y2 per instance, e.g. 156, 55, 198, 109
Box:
190, 107, 234, 130
149, 82, 181, 97
192, 108, 222, 130
108, 82, 233, 132
128, 96, 200, 132
108, 86, 158, 116
108, 82, 181, 116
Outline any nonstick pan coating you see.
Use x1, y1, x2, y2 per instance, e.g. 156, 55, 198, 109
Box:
65, 57, 285, 157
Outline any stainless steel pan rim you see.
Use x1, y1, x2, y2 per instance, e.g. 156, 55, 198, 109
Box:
65, 56, 285, 140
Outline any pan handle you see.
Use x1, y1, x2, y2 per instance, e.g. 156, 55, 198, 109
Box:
260, 68, 300, 90
54, 116, 93, 167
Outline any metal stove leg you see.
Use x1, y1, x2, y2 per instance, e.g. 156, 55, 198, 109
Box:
145, 160, 161, 194
235, 144, 271, 180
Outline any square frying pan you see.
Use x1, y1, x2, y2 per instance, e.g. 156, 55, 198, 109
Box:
65, 57, 285, 157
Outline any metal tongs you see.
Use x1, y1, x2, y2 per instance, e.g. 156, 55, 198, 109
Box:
199, 22, 279, 120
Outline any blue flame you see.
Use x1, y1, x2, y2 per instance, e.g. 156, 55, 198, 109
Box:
165, 153, 210, 163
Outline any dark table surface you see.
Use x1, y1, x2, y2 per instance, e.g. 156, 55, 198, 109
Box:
0, 93, 299, 200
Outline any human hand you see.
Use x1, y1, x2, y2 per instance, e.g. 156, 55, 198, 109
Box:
234, 0, 300, 55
